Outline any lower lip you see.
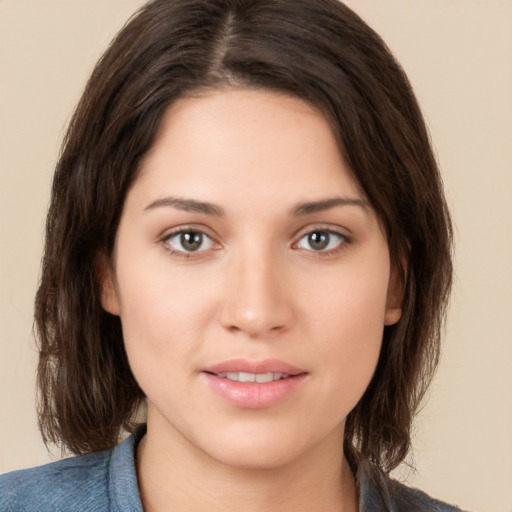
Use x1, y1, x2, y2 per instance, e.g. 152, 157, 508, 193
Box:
202, 373, 308, 409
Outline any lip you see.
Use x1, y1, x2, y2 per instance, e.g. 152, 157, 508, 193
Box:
203, 358, 306, 375
201, 358, 308, 409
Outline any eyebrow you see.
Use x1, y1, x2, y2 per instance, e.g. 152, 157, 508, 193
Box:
144, 197, 224, 216
291, 197, 369, 216
143, 195, 368, 217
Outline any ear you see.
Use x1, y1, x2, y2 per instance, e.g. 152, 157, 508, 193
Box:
95, 252, 121, 316
384, 256, 407, 326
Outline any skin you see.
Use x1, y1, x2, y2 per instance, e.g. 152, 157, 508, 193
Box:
101, 89, 403, 511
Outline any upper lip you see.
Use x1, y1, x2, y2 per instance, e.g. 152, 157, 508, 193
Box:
202, 358, 307, 376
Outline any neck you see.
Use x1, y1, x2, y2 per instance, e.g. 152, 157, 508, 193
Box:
136, 417, 358, 512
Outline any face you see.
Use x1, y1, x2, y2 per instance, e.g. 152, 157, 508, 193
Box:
101, 89, 402, 470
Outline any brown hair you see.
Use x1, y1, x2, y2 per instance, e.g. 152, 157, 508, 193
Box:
36, 0, 452, 473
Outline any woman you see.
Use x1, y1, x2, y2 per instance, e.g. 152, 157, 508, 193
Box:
1, 0, 464, 510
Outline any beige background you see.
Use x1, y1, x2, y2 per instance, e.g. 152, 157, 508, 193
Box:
1, 1, 511, 511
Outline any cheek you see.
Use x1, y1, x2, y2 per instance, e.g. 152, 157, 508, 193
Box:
306, 256, 390, 342
319, 287, 385, 372
114, 258, 218, 383
302, 259, 390, 407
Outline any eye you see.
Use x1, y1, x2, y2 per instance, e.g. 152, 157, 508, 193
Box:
163, 230, 217, 254
295, 230, 346, 253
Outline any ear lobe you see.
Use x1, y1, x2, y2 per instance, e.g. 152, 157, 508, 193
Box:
384, 304, 402, 326
95, 252, 120, 316
384, 258, 407, 326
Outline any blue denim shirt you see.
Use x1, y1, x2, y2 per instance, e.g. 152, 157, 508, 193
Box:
1, 427, 466, 511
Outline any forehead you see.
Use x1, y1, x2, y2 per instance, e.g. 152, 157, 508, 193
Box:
130, 88, 364, 214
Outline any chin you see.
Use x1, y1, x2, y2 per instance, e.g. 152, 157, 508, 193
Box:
196, 423, 320, 471
209, 442, 299, 471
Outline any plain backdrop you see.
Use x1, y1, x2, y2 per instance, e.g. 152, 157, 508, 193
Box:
1, 1, 511, 511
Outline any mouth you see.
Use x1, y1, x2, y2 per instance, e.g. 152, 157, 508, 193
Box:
207, 371, 292, 383
201, 359, 308, 409
202, 358, 306, 377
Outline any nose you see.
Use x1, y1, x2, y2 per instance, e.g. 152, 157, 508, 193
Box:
219, 248, 294, 338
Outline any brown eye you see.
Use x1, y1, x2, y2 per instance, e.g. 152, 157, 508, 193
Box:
180, 232, 203, 251
165, 230, 216, 253
296, 230, 345, 252
308, 232, 329, 250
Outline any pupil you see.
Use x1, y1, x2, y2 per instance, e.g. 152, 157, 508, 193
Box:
309, 231, 329, 250
180, 232, 202, 251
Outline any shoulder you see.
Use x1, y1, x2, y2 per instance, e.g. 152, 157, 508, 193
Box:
389, 479, 466, 512
357, 459, 468, 512
0, 427, 144, 512
0, 450, 112, 511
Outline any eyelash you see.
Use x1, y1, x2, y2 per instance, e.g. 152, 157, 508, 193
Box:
160, 227, 219, 259
293, 229, 349, 256
160, 227, 350, 259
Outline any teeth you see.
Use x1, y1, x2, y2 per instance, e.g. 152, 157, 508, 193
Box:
255, 373, 274, 383
216, 372, 288, 382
